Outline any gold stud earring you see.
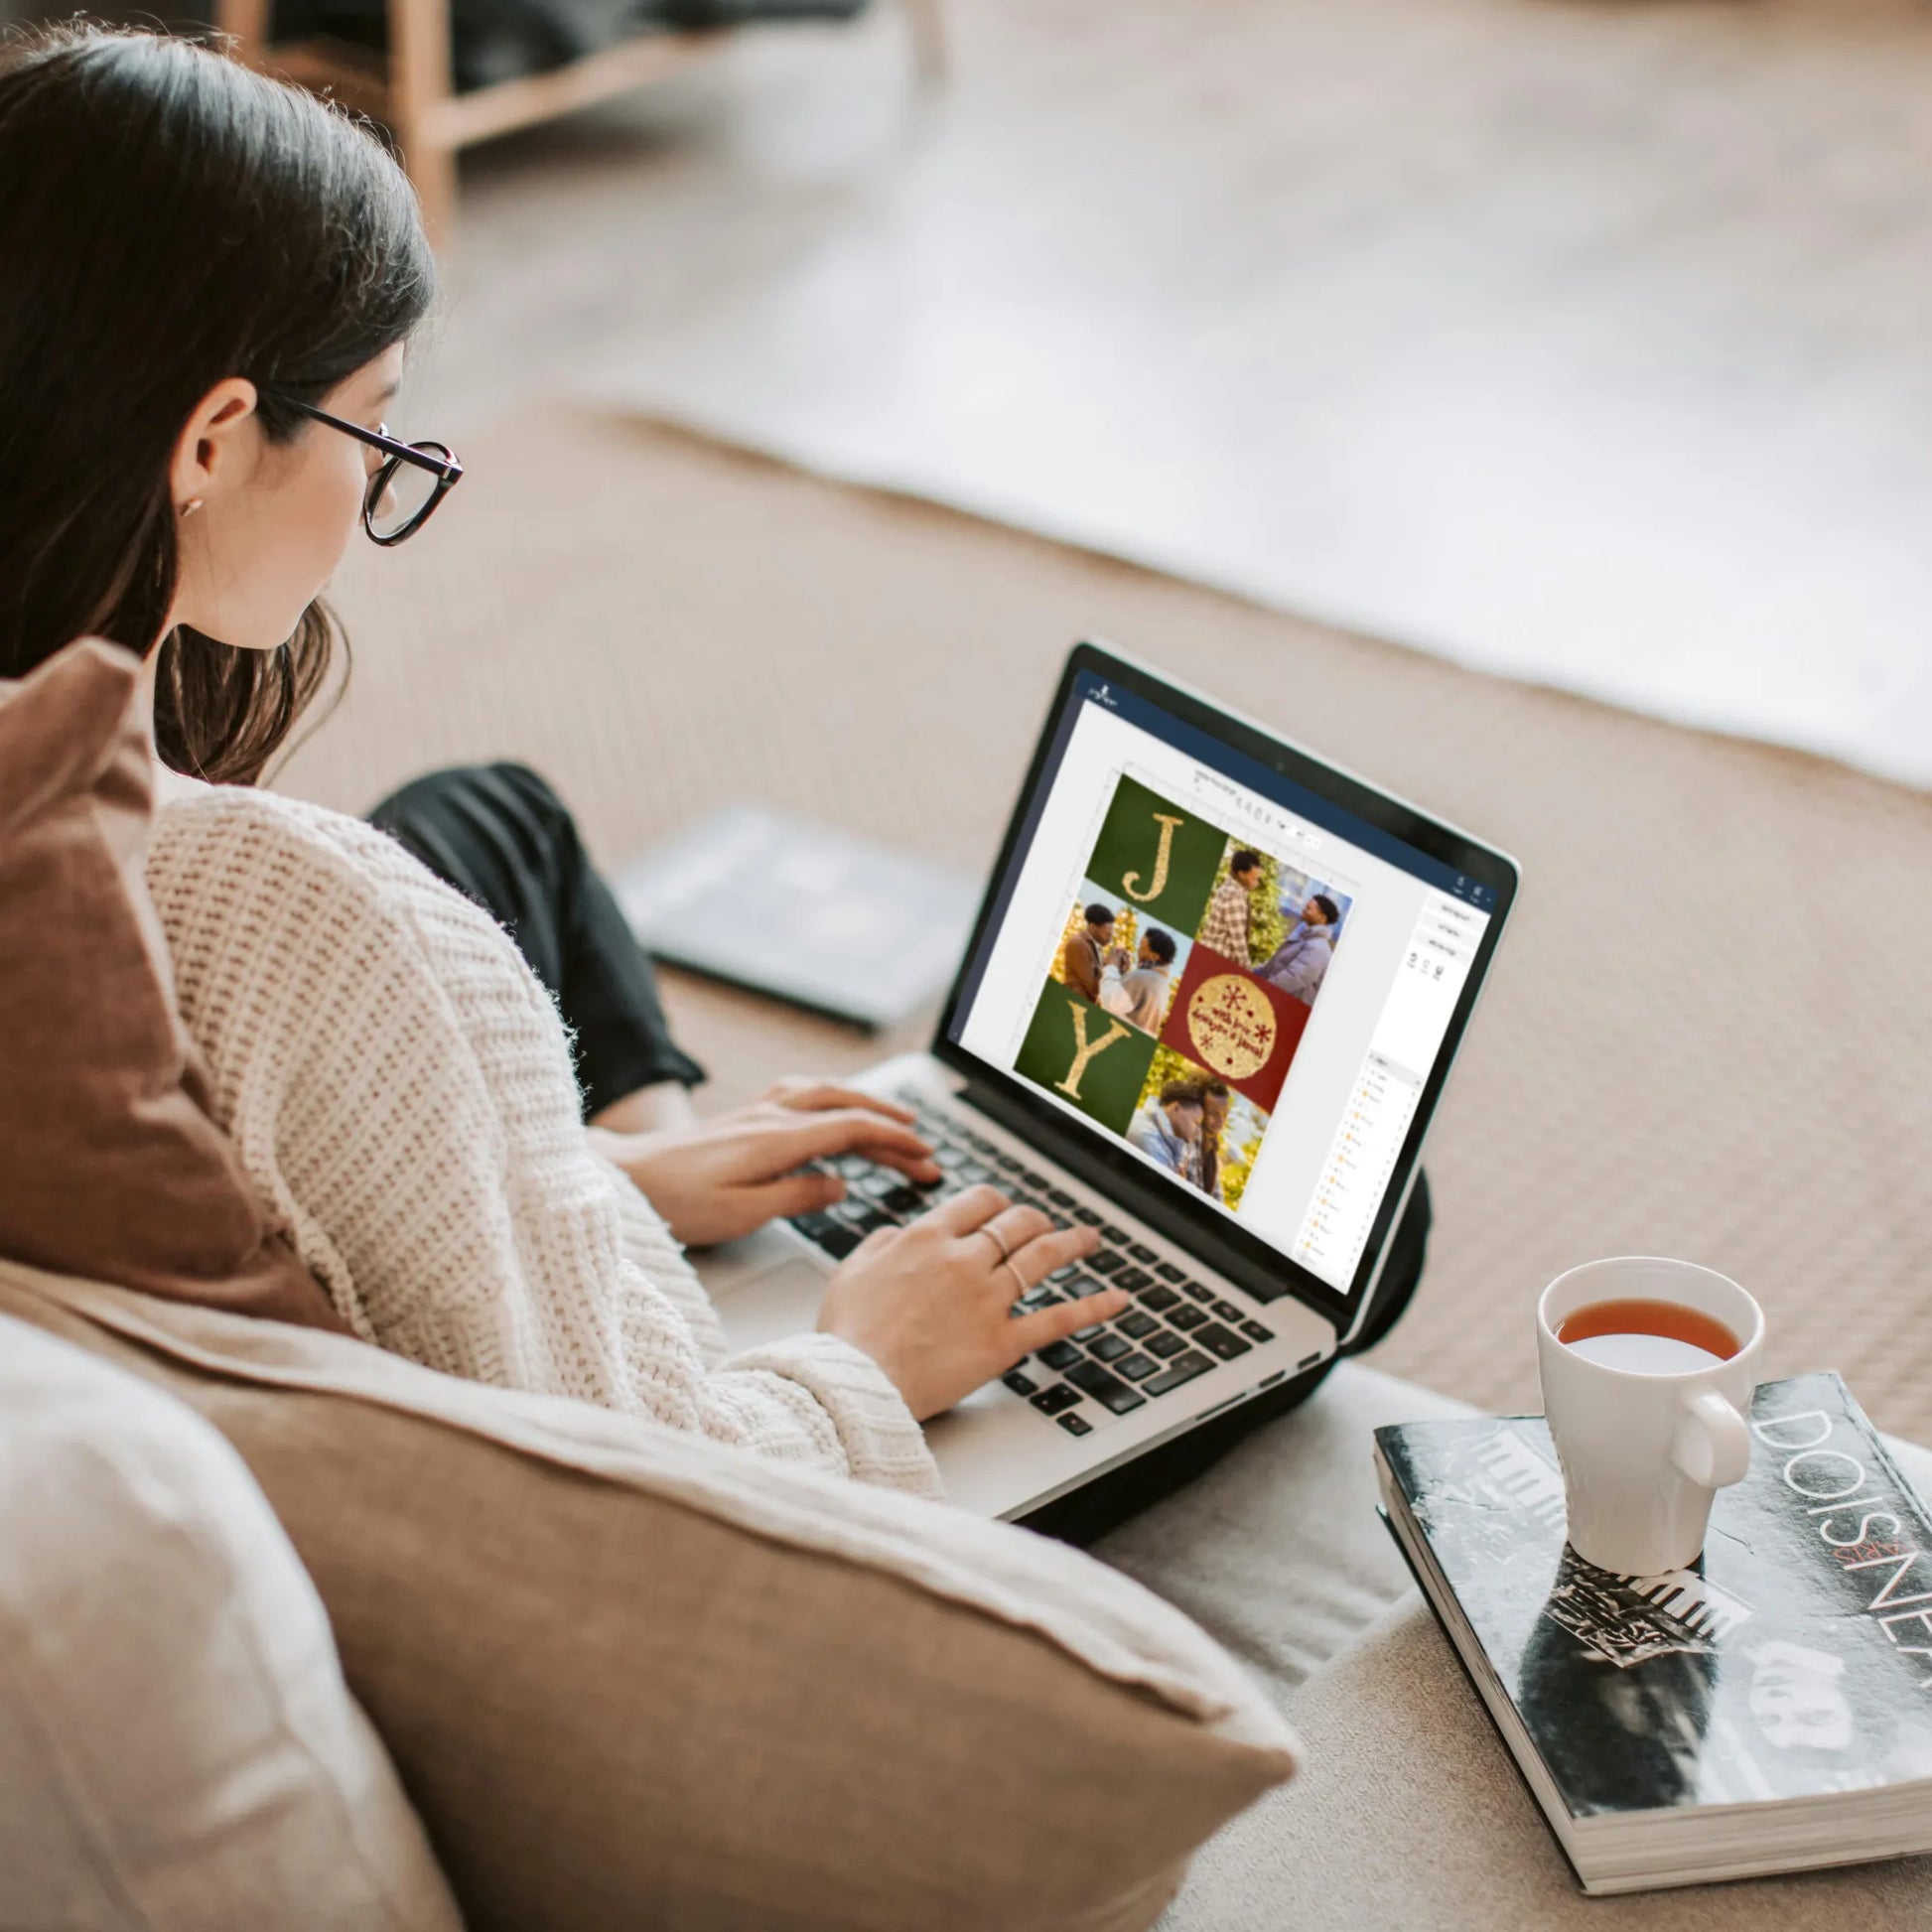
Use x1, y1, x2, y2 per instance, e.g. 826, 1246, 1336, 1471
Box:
179, 497, 204, 517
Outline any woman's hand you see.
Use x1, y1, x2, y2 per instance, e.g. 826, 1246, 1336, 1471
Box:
597, 1077, 941, 1248
816, 1184, 1131, 1421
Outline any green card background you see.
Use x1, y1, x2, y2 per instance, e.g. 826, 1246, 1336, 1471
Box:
1084, 774, 1226, 939
1013, 978, 1157, 1134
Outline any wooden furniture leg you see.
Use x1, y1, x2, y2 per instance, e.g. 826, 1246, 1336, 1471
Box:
213, 0, 272, 66
210, 4, 928, 255
387, 0, 458, 249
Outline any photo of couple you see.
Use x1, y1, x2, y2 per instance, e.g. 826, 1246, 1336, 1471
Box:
1012, 770, 1358, 1221
1054, 882, 1193, 1037
1126, 1047, 1271, 1210
1196, 843, 1352, 1008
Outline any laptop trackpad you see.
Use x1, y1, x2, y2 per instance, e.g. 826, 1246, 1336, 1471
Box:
702, 1228, 831, 1356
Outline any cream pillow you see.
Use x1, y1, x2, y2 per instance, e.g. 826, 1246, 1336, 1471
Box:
0, 1312, 460, 1932
0, 1261, 1301, 1932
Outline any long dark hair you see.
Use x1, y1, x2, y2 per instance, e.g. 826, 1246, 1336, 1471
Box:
0, 21, 438, 782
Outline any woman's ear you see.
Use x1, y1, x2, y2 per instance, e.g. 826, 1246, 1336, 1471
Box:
168, 376, 259, 513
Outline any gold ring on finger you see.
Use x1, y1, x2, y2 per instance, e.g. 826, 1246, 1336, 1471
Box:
1001, 1256, 1030, 1299
978, 1222, 1012, 1262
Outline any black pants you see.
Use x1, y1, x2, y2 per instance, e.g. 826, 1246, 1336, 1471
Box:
368, 761, 705, 1117
369, 761, 1430, 1541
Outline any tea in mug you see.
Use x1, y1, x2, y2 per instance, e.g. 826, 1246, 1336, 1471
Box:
1555, 1296, 1742, 1374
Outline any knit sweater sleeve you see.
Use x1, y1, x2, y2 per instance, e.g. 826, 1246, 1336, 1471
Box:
146, 788, 941, 1498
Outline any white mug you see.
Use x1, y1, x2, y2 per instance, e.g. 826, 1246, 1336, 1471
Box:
1536, 1257, 1764, 1577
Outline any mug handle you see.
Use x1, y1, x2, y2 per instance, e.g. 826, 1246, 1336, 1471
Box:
1671, 1388, 1751, 1489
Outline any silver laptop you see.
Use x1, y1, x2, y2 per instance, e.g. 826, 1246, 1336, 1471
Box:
698, 641, 1519, 1520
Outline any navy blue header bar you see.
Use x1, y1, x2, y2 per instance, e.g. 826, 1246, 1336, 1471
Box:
1073, 670, 1497, 909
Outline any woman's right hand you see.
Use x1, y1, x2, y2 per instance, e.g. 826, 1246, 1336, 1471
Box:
816, 1184, 1131, 1422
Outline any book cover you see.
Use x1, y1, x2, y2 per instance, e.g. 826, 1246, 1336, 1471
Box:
1376, 1374, 1932, 1820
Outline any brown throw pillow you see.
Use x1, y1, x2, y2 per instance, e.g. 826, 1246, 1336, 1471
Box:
0, 636, 342, 1331
0, 1263, 1305, 1932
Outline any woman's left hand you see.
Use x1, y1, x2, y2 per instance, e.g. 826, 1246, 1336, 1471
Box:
593, 1076, 941, 1249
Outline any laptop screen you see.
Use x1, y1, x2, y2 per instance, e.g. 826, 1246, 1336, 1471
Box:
942, 656, 1506, 1309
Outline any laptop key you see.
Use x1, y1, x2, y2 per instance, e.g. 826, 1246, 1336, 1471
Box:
1193, 1322, 1252, 1362
1144, 1350, 1214, 1397
789, 1211, 841, 1241
1117, 1311, 1157, 1339
1145, 1328, 1187, 1359
1212, 1300, 1245, 1323
818, 1225, 863, 1260
1128, 1244, 1158, 1264
1073, 1206, 1103, 1226
1136, 1285, 1179, 1313
1036, 1339, 1081, 1370
1168, 1305, 1206, 1331
1030, 1384, 1081, 1417
1070, 1322, 1106, 1341
1114, 1267, 1152, 1294
1064, 1359, 1145, 1415
1003, 1369, 1038, 1396
1046, 1187, 1074, 1208
1156, 1263, 1187, 1284
881, 1185, 928, 1215
1085, 1250, 1125, 1277
1102, 1224, 1131, 1243
1056, 1412, 1093, 1438
1241, 1319, 1276, 1344
1088, 1333, 1131, 1362
1115, 1352, 1158, 1382
1180, 1279, 1214, 1303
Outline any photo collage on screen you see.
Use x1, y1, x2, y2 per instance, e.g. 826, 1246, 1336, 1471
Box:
1012, 772, 1354, 1218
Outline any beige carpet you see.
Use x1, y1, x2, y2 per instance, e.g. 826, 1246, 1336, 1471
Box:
280, 404, 1932, 1445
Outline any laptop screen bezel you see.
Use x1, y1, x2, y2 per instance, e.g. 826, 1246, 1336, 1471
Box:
929, 639, 1519, 1332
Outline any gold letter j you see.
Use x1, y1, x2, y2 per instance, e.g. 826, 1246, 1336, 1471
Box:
1123, 814, 1183, 903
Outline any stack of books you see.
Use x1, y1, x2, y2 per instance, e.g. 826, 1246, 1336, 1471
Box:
1375, 1374, 1932, 1894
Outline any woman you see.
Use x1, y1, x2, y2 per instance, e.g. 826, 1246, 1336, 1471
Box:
0, 21, 1130, 1497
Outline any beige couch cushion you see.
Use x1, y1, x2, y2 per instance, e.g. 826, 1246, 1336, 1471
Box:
0, 1312, 460, 1932
0, 1260, 1300, 1932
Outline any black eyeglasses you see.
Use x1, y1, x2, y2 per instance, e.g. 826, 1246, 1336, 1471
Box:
273, 395, 464, 546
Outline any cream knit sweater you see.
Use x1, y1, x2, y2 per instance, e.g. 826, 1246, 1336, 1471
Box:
144, 783, 942, 1498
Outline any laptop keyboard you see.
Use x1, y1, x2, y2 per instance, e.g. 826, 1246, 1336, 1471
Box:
786, 1097, 1280, 1438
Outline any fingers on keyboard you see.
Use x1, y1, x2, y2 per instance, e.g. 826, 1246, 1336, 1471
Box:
1011, 1287, 1129, 1356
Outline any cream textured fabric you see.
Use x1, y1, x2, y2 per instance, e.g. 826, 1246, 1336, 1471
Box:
0, 1313, 461, 1932
143, 781, 940, 1497
0, 1264, 1301, 1932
